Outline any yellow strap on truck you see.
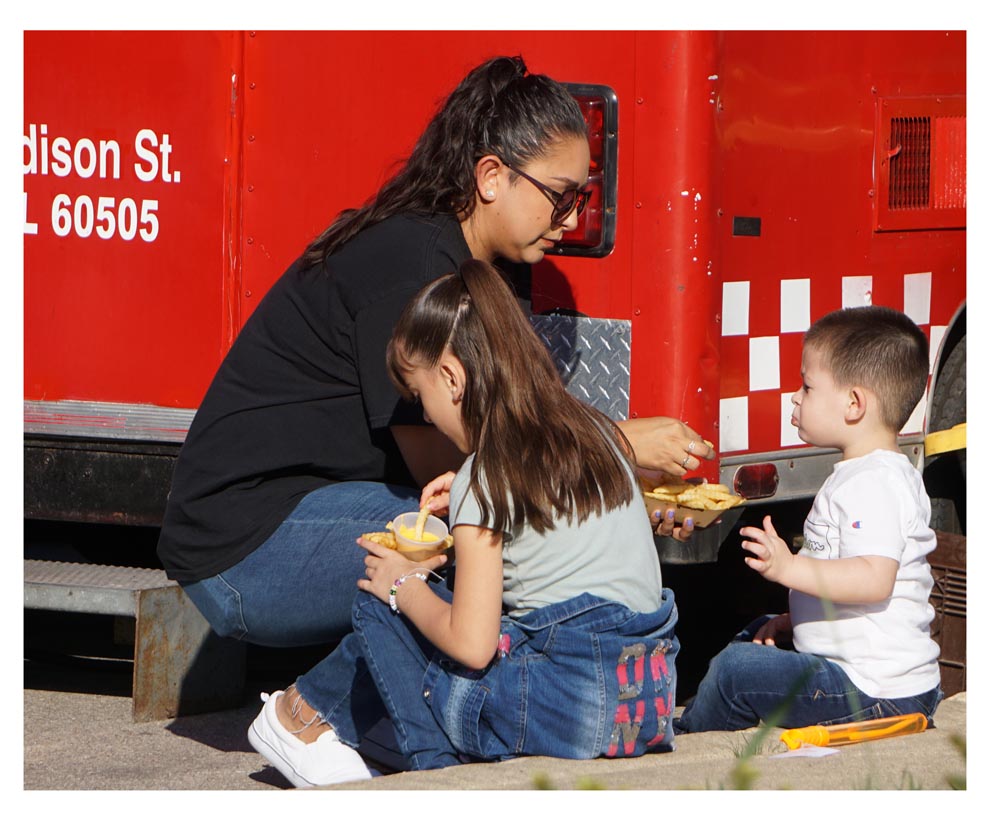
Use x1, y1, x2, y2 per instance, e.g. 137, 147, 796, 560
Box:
925, 423, 966, 457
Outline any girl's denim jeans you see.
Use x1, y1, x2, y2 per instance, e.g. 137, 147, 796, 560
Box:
351, 586, 680, 770
179, 480, 420, 744
675, 615, 943, 733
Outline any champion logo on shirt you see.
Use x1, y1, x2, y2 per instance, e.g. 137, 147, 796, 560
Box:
851, 521, 862, 529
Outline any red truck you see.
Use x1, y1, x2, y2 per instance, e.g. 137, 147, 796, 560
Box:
24, 30, 966, 564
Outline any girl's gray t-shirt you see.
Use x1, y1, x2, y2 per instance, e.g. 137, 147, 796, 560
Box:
449, 453, 663, 617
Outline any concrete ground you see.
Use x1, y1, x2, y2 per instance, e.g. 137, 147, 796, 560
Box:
20, 522, 975, 807
23, 651, 968, 793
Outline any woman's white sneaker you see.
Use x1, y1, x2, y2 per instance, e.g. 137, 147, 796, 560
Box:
247, 691, 372, 788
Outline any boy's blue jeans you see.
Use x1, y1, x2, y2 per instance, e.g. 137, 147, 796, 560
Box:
179, 481, 420, 743
675, 615, 943, 733
351, 586, 680, 770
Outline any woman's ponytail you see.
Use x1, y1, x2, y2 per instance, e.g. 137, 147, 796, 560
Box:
302, 56, 586, 266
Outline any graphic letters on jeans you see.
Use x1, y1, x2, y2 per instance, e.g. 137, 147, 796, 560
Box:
607, 640, 674, 756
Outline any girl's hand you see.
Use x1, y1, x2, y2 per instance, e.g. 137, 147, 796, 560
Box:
356, 536, 448, 603
651, 506, 696, 543
420, 471, 456, 517
740, 515, 792, 583
752, 613, 793, 647
619, 416, 715, 476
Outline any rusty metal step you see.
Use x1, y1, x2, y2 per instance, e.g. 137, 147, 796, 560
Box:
24, 559, 245, 721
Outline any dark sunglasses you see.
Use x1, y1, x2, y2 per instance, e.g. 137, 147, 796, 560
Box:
502, 161, 592, 226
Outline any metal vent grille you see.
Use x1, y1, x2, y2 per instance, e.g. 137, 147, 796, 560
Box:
874, 96, 965, 232
889, 116, 930, 209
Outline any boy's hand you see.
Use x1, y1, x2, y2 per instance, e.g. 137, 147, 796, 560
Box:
753, 613, 792, 647
740, 515, 792, 583
356, 535, 448, 603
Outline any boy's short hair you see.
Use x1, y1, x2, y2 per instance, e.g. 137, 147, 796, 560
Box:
804, 306, 929, 431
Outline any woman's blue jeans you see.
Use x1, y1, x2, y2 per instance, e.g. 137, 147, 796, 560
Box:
179, 481, 420, 744
351, 586, 680, 770
675, 615, 943, 733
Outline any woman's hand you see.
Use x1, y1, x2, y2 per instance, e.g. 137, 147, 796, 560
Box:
356, 536, 448, 604
752, 613, 793, 647
618, 416, 715, 476
420, 471, 456, 517
651, 506, 696, 542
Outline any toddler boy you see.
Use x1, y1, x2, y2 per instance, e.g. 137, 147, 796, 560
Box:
676, 305, 943, 732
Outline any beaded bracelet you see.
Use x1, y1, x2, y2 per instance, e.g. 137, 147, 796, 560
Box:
388, 570, 429, 615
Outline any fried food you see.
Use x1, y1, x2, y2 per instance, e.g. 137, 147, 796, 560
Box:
361, 531, 399, 549
644, 481, 743, 511
414, 505, 431, 541
644, 480, 693, 502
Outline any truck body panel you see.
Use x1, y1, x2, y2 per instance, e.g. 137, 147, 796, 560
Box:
23, 30, 966, 540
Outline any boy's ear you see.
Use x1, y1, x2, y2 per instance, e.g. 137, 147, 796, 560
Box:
845, 387, 868, 423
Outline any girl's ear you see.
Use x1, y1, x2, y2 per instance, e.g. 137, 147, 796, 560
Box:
439, 353, 467, 403
474, 154, 502, 202
845, 387, 868, 423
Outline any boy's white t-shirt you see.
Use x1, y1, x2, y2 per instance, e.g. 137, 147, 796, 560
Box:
790, 449, 941, 698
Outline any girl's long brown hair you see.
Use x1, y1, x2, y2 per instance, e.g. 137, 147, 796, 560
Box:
387, 259, 636, 535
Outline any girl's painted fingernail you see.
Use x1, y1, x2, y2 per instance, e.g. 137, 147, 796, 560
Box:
685, 517, 694, 528
666, 509, 675, 520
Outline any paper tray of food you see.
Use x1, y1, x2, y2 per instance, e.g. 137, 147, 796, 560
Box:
642, 479, 745, 529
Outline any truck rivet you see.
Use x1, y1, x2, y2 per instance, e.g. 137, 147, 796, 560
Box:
248, 185, 254, 192
247, 237, 254, 244
245, 290, 252, 298
249, 82, 256, 90
634, 308, 641, 316
248, 135, 255, 142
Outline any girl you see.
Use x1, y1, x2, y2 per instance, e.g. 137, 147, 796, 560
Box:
349, 259, 680, 771
159, 54, 705, 785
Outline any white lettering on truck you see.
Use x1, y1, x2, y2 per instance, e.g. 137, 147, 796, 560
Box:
23, 123, 179, 242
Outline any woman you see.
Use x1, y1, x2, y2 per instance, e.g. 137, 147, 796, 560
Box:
156, 55, 711, 783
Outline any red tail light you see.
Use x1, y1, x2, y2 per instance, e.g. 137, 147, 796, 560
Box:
732, 464, 780, 500
548, 84, 617, 258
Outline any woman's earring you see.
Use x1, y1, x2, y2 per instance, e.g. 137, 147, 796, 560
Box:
485, 190, 495, 200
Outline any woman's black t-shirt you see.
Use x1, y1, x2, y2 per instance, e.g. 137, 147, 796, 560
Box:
156, 213, 471, 581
